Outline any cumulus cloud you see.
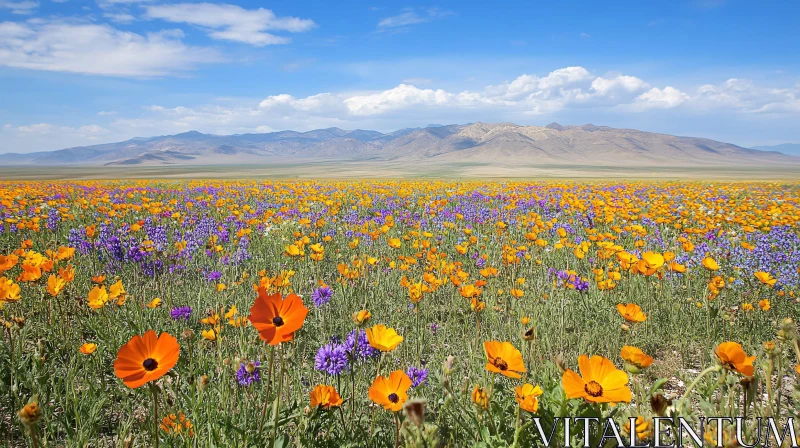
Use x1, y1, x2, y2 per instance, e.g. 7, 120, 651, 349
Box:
254, 67, 799, 122
694, 79, 800, 113
0, 0, 38, 14
5, 66, 800, 153
634, 86, 688, 110
144, 3, 315, 46
256, 67, 656, 117
0, 20, 222, 76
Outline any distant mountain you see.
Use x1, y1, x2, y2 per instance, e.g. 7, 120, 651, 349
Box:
751, 143, 800, 157
3, 123, 799, 168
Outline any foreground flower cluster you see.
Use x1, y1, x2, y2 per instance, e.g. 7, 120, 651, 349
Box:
1, 180, 799, 447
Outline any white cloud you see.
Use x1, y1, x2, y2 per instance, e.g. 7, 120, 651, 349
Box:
377, 8, 453, 29
635, 86, 688, 110
256, 67, 800, 121
5, 66, 800, 153
11, 123, 108, 138
144, 3, 315, 46
693, 78, 800, 113
378, 12, 427, 28
17, 123, 53, 134
0, 20, 222, 76
0, 0, 38, 14
98, 110, 118, 116
103, 12, 135, 23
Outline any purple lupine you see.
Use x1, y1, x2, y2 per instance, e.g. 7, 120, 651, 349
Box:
345, 329, 378, 361
170, 306, 192, 321
236, 361, 261, 386
314, 343, 350, 376
406, 366, 429, 388
311, 285, 333, 308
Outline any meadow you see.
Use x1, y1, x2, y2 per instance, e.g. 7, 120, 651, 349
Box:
1, 180, 799, 447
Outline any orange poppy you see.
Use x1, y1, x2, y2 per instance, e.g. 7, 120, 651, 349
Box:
620, 345, 654, 370
248, 288, 309, 345
368, 370, 412, 412
113, 330, 180, 388
515, 383, 543, 413
471, 385, 489, 409
365, 324, 404, 352
562, 355, 632, 404
715, 342, 755, 377
754, 271, 776, 287
616, 303, 647, 323
484, 341, 526, 379
624, 416, 652, 442
701, 256, 719, 271
352, 309, 371, 325
309, 384, 343, 409
80, 343, 98, 355
46, 274, 66, 297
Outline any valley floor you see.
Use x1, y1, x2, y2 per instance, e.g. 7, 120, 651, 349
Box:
0, 161, 799, 180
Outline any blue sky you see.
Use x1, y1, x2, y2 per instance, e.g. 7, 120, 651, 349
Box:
1, 0, 799, 153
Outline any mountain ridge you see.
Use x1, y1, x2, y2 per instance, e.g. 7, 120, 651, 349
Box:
751, 143, 800, 157
2, 122, 798, 168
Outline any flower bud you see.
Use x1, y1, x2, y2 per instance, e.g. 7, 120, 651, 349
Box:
522, 326, 536, 341
198, 374, 210, 391
555, 354, 567, 374
650, 393, 671, 416
18, 400, 41, 426
181, 329, 195, 340
443, 355, 455, 375
404, 399, 426, 427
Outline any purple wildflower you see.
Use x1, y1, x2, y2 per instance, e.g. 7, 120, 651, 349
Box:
170, 306, 192, 321
311, 285, 333, 308
314, 343, 349, 376
406, 366, 429, 388
345, 329, 378, 361
236, 361, 261, 386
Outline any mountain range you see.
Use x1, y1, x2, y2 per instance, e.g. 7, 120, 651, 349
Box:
2, 122, 798, 168
750, 143, 800, 157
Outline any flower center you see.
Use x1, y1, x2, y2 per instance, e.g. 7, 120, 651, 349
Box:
143, 358, 159, 371
585, 380, 603, 397
492, 356, 508, 371
722, 360, 736, 371
272, 316, 284, 327
388, 393, 399, 403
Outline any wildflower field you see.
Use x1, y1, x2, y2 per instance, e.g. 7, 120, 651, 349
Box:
2, 180, 800, 447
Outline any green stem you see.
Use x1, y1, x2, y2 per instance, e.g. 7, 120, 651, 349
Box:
150, 383, 160, 448
258, 344, 276, 436
675, 365, 721, 413
269, 344, 285, 448
393, 412, 401, 448
512, 404, 522, 448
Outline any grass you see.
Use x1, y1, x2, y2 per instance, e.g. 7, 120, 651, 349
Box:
1, 179, 799, 447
